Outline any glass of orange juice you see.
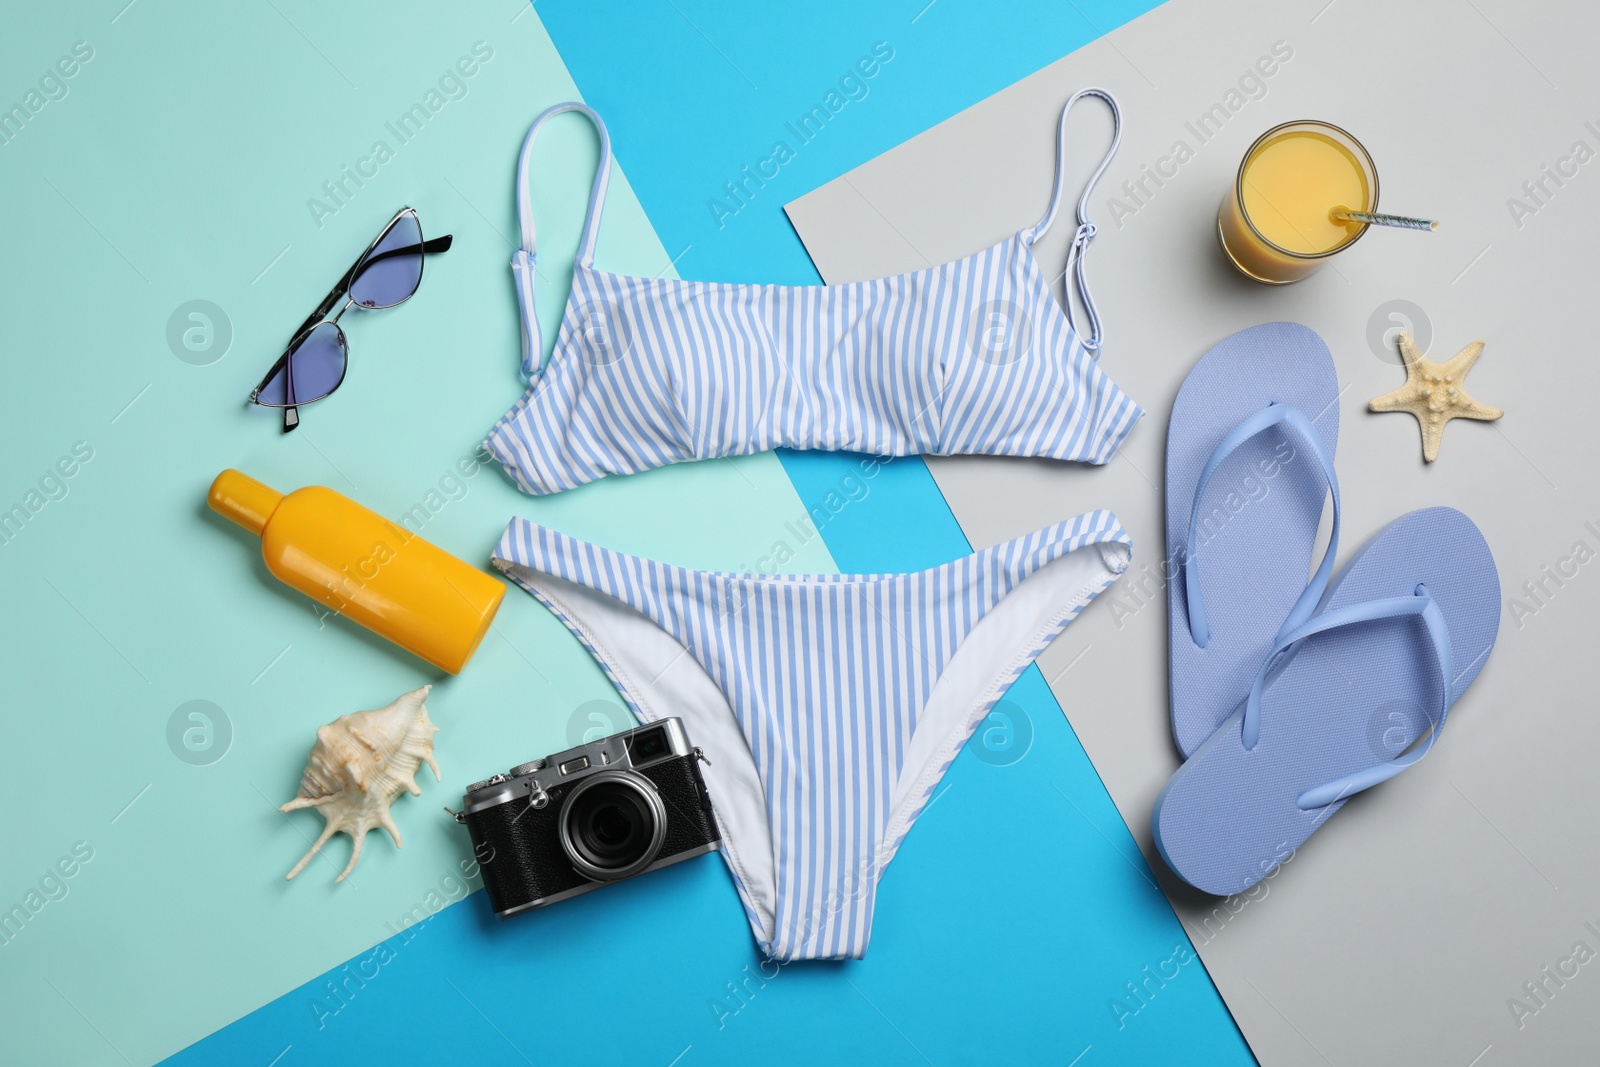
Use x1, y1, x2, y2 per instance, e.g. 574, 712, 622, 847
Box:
1218, 120, 1378, 284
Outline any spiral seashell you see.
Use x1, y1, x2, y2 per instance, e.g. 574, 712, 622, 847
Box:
279, 685, 441, 882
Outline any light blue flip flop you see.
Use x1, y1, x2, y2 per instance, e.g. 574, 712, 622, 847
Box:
1166, 322, 1341, 758
1152, 507, 1500, 896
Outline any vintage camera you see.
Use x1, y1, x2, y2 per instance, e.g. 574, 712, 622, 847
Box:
454, 719, 720, 917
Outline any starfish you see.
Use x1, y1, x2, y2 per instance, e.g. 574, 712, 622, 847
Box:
1369, 332, 1503, 462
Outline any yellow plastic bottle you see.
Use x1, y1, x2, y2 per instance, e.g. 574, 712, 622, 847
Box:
208, 469, 505, 674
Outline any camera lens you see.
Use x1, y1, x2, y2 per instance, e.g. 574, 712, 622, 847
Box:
559, 771, 667, 882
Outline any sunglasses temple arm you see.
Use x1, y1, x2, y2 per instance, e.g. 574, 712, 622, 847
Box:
356, 235, 454, 273
280, 339, 300, 433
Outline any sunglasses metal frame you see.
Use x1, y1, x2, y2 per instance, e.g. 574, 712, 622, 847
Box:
250, 206, 452, 432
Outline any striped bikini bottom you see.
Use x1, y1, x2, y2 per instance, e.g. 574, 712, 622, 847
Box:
491, 510, 1131, 960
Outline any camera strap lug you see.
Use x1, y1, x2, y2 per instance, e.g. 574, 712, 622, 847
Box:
528, 779, 550, 809
692, 746, 711, 766
443, 805, 465, 824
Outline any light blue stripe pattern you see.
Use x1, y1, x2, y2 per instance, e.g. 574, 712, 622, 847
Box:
485, 102, 1144, 496
492, 509, 1132, 959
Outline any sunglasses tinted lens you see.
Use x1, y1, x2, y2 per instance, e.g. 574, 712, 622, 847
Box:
284, 322, 347, 403
256, 324, 346, 406
349, 211, 423, 308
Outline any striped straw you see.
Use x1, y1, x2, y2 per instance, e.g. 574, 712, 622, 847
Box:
1332, 208, 1439, 231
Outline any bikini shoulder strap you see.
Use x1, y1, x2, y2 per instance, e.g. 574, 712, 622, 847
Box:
511, 102, 613, 381
1019, 87, 1122, 356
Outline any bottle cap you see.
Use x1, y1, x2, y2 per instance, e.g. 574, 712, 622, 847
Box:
208, 469, 284, 537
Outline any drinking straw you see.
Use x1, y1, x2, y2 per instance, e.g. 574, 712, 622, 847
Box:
1331, 207, 1439, 231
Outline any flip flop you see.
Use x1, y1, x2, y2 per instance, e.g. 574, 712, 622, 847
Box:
1166, 322, 1341, 758
1152, 507, 1500, 896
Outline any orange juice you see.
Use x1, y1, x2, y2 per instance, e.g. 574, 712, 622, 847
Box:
1218, 121, 1378, 283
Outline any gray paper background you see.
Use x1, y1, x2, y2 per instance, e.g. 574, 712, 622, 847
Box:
786, 0, 1600, 1063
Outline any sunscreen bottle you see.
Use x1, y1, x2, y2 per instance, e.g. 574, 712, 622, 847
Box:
208, 469, 504, 674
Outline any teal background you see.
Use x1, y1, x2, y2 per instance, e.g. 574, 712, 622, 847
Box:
0, 1, 1250, 1064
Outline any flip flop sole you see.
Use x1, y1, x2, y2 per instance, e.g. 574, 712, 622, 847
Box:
1153, 507, 1500, 896
1166, 322, 1340, 757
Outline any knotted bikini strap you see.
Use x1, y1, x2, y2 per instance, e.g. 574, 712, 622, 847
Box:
512, 101, 613, 382
1020, 87, 1123, 355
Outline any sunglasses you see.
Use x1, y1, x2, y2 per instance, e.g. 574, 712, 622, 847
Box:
251, 206, 452, 432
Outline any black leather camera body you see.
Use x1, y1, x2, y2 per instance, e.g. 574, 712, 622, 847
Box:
455, 718, 720, 917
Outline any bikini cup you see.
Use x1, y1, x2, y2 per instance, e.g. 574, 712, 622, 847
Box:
486, 90, 1143, 496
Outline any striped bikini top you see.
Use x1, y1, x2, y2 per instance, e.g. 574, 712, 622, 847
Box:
486, 91, 1143, 496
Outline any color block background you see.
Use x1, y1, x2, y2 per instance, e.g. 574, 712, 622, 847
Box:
789, 0, 1600, 1062
0, 2, 1251, 1065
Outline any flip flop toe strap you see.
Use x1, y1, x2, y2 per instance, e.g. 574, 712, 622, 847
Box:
1238, 585, 1455, 810
1183, 403, 1340, 649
